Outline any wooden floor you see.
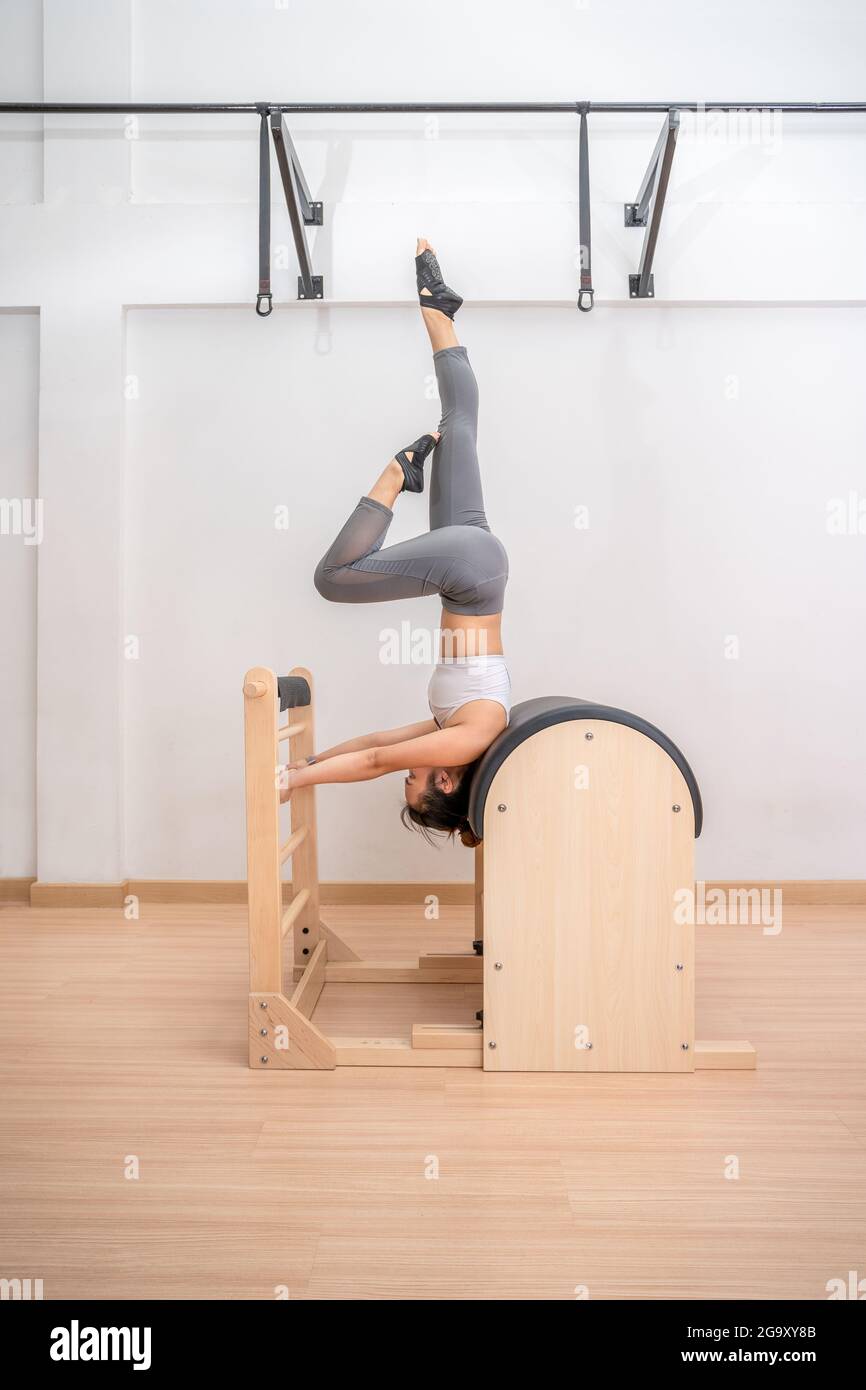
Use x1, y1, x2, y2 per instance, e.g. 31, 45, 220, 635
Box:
1, 900, 864, 1301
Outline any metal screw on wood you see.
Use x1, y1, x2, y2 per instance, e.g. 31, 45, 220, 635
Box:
260, 1056, 269, 1064
681, 1042, 689, 1050
676, 963, 684, 971
494, 962, 503, 970
672, 804, 681, 813
259, 1029, 267, 1037
488, 1041, 497, 1049
259, 1001, 268, 1009
586, 1041, 593, 1049
497, 803, 507, 812
585, 731, 594, 740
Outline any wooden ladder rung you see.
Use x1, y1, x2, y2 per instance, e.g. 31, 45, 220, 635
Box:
694, 1040, 757, 1070
277, 721, 306, 742
412, 1024, 483, 1051
280, 824, 308, 865
280, 887, 310, 938
419, 953, 482, 973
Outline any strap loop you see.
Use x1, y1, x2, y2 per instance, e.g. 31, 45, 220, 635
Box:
577, 109, 594, 313
256, 109, 272, 316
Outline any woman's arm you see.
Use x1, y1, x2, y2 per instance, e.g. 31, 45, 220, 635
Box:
285, 724, 490, 793
307, 719, 436, 764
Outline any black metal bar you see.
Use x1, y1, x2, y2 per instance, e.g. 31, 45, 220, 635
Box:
630, 111, 680, 300
625, 119, 669, 228
269, 113, 321, 300
262, 101, 866, 114
274, 118, 322, 226
1, 101, 865, 114
272, 101, 866, 114
0, 103, 263, 113
256, 109, 272, 317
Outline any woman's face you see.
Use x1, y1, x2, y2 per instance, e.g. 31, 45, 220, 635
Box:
404, 766, 453, 808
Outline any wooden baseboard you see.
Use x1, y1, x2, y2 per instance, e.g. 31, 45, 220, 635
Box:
0, 877, 36, 903
23, 879, 477, 907
705, 880, 866, 907
11, 878, 866, 909
29, 882, 128, 907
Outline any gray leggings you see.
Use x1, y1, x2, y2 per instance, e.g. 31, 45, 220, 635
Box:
314, 346, 508, 616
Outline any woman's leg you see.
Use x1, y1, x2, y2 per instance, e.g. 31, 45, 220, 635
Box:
314, 454, 453, 606
313, 242, 502, 612
419, 299, 459, 354
416, 239, 489, 533
367, 457, 407, 510
314, 453, 505, 614
429, 346, 488, 531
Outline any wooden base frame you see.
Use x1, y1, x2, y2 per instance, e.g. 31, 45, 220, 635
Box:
244, 667, 755, 1073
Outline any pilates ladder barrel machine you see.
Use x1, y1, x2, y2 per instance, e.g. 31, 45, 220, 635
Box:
243, 666, 755, 1072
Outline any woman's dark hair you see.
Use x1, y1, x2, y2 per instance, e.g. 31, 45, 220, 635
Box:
400, 760, 482, 848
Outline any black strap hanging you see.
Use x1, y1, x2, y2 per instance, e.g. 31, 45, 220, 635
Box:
577, 106, 594, 312
256, 106, 273, 316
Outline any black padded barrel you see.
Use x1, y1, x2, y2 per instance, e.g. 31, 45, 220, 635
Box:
466, 696, 703, 840
277, 674, 311, 712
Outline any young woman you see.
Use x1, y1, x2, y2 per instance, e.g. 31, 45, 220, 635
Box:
280, 239, 510, 847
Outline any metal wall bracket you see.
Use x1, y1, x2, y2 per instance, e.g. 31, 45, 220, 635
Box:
297, 275, 324, 300
269, 111, 325, 301
629, 273, 655, 298
625, 109, 680, 299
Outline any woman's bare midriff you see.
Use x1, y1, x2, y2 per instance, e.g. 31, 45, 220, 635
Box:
440, 608, 503, 658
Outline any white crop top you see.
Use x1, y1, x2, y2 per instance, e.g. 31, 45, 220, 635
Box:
428, 655, 512, 728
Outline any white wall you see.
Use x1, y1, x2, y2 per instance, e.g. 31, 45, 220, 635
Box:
0, 311, 39, 876
123, 303, 866, 882
1, 0, 865, 884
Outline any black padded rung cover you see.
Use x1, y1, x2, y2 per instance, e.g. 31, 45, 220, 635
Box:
466, 696, 703, 840
277, 675, 311, 712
